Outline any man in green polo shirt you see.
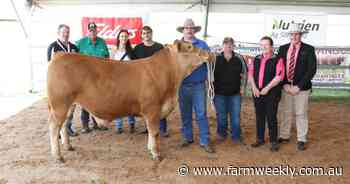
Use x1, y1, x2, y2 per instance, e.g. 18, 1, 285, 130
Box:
77, 22, 109, 58
76, 22, 109, 133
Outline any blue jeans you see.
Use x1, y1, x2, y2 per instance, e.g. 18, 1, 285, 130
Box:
179, 82, 210, 146
160, 118, 167, 134
115, 116, 136, 129
214, 95, 241, 141
81, 108, 98, 127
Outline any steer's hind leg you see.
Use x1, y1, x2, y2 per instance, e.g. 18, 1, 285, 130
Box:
145, 112, 161, 161
49, 113, 65, 163
49, 104, 71, 163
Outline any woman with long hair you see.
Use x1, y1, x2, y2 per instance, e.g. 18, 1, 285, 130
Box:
111, 29, 136, 134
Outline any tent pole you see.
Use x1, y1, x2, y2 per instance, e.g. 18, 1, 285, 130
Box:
203, 0, 210, 40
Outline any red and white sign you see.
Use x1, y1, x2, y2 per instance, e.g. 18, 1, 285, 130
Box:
82, 17, 143, 45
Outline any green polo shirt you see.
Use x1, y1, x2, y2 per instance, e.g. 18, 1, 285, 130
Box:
76, 36, 109, 58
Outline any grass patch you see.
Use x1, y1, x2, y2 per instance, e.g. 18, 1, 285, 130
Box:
311, 88, 350, 103
243, 88, 350, 104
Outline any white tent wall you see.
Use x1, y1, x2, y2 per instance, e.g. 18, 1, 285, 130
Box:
0, 0, 32, 94
24, 2, 350, 92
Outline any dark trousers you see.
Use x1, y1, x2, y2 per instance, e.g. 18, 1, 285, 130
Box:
160, 118, 167, 133
81, 108, 97, 127
253, 91, 281, 143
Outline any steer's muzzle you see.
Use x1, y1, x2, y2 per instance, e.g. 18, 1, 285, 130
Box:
199, 49, 216, 63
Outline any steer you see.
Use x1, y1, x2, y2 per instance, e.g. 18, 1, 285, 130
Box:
47, 40, 216, 163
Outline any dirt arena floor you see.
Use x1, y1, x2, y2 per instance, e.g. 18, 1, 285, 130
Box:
0, 98, 349, 184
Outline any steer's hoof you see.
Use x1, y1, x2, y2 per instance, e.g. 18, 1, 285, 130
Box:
53, 156, 65, 164
152, 155, 162, 162
66, 146, 75, 151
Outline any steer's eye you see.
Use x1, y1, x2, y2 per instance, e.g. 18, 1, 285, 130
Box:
188, 46, 192, 50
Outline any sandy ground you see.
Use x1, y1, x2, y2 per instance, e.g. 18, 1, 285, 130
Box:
0, 98, 349, 184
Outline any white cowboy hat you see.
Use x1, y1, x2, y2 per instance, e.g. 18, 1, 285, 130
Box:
176, 18, 202, 33
288, 23, 308, 34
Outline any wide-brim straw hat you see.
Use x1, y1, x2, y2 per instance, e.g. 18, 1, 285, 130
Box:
176, 18, 201, 33
288, 23, 308, 34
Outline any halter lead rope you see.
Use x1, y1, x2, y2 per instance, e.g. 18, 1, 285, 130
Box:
206, 60, 216, 111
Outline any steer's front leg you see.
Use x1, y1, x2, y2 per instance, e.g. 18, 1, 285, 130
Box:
145, 113, 161, 161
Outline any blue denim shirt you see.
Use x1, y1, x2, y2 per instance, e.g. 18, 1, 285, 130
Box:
182, 37, 210, 84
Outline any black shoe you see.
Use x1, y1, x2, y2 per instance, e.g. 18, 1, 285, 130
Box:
92, 124, 99, 130
93, 125, 109, 131
67, 128, 78, 137
140, 128, 148, 134
116, 128, 123, 134
200, 144, 215, 153
233, 138, 246, 146
297, 141, 306, 151
129, 124, 135, 134
81, 127, 91, 134
180, 139, 194, 147
216, 135, 226, 142
278, 138, 290, 144
99, 126, 109, 131
251, 141, 265, 148
270, 142, 280, 152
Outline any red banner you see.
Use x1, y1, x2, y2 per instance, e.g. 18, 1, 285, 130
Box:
82, 17, 143, 45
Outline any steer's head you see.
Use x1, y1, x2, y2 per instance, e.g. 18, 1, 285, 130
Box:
167, 40, 216, 77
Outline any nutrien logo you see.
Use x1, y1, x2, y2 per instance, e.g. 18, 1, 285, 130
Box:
272, 19, 320, 32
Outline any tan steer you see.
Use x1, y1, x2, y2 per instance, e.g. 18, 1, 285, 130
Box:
47, 40, 215, 163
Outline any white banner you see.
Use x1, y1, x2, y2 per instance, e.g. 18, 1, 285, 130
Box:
264, 14, 327, 46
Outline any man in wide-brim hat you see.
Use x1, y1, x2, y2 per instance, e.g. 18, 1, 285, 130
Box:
277, 23, 317, 151
176, 18, 215, 154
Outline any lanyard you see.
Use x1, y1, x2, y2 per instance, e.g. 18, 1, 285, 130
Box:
56, 40, 70, 52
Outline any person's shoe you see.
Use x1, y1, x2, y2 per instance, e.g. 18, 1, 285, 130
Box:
297, 141, 306, 151
129, 124, 135, 134
116, 128, 123, 134
98, 126, 109, 131
200, 144, 215, 153
140, 128, 148, 134
92, 124, 99, 130
251, 141, 265, 148
67, 127, 78, 137
270, 142, 280, 152
216, 135, 226, 142
92, 125, 109, 131
180, 139, 194, 147
233, 138, 246, 146
81, 127, 91, 134
160, 131, 169, 138
81, 123, 91, 134
278, 138, 290, 144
